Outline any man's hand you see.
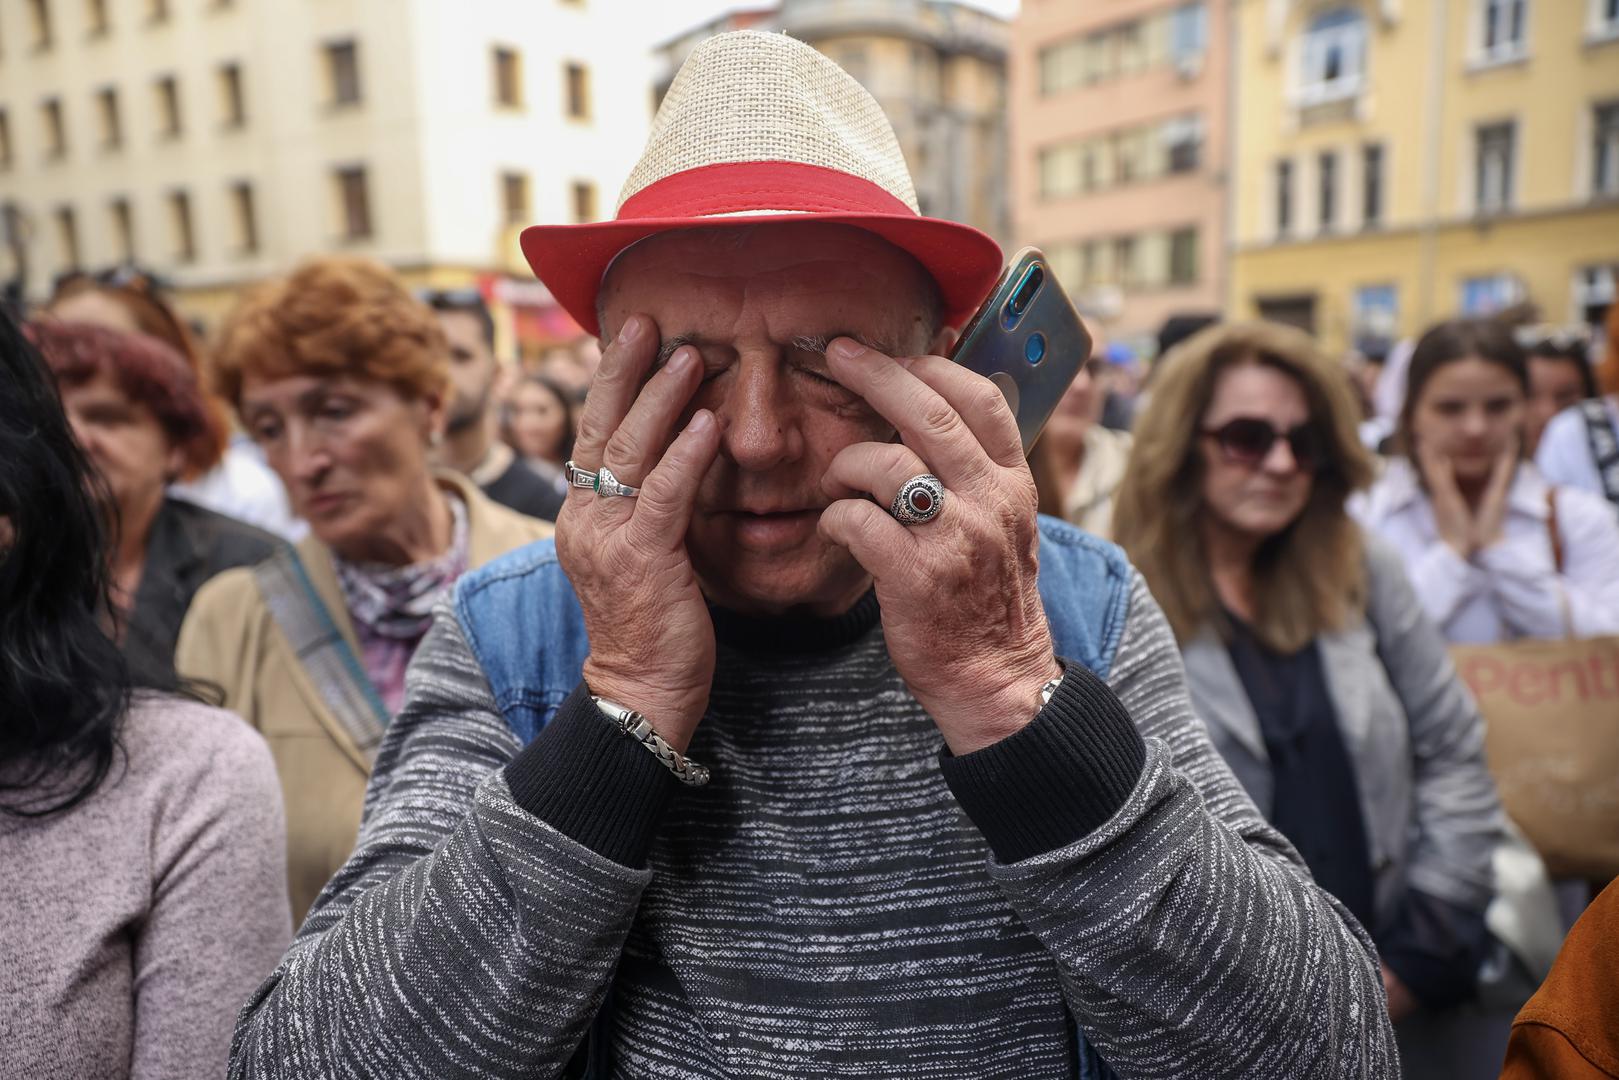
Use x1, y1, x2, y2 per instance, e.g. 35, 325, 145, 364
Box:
556, 314, 722, 753
817, 338, 1061, 755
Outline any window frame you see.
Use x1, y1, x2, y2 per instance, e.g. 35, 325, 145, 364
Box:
1297, 8, 1367, 107
1474, 120, 1518, 214
334, 165, 373, 240
325, 39, 362, 108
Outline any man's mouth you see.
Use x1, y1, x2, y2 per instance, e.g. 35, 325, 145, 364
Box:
717, 506, 825, 551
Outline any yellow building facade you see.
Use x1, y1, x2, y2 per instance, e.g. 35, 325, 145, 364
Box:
1229, 0, 1619, 355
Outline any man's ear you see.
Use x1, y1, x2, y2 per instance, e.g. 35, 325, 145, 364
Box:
930, 326, 958, 358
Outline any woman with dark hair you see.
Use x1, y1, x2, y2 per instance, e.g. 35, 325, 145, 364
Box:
30, 320, 286, 680
1534, 300, 1619, 510
0, 311, 291, 1079
48, 268, 300, 538
1114, 322, 1511, 1073
1354, 318, 1619, 643
504, 371, 576, 490
1519, 326, 1599, 455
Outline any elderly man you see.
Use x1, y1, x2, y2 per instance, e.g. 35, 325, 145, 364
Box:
231, 32, 1396, 1079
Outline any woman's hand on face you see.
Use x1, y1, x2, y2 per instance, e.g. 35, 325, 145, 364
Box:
816, 340, 1062, 756
556, 314, 722, 753
1472, 441, 1518, 553
1418, 444, 1477, 560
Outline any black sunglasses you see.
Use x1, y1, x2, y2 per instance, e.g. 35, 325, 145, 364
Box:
1201, 417, 1323, 472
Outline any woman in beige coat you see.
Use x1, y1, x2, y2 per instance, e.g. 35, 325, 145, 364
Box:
177, 258, 550, 920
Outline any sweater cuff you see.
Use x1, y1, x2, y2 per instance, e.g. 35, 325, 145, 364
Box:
939, 659, 1146, 864
503, 682, 679, 868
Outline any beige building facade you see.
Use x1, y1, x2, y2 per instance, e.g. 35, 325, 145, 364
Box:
654, 0, 1010, 244
1010, 0, 1228, 354
0, 0, 650, 350
1229, 0, 1619, 356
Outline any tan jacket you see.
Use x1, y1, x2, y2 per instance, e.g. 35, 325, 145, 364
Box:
176, 472, 551, 920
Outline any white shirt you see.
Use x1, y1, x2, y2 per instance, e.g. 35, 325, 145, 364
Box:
1350, 457, 1619, 644
1535, 395, 1619, 510
169, 437, 306, 542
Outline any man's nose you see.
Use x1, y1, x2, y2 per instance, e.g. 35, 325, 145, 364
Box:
716, 357, 800, 472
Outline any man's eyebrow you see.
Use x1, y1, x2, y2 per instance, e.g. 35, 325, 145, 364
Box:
791, 332, 903, 358
655, 334, 696, 367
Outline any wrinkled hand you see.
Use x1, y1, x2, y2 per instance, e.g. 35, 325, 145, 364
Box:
555, 314, 721, 752
817, 339, 1062, 755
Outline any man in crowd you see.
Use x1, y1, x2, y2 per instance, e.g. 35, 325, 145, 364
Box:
231, 32, 1396, 1079
426, 289, 564, 521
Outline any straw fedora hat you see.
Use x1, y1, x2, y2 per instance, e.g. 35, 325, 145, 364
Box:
520, 30, 1004, 336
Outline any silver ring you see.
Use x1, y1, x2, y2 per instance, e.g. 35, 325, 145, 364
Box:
890, 473, 944, 525
594, 465, 640, 499
564, 460, 597, 490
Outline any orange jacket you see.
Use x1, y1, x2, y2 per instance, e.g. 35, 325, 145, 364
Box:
1500, 878, 1619, 1079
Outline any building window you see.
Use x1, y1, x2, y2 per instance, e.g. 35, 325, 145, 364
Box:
1168, 227, 1199, 285
1276, 159, 1294, 236
0, 111, 11, 170
1113, 235, 1137, 288
219, 62, 246, 127
1082, 240, 1100, 287
1299, 9, 1366, 106
1592, 0, 1619, 38
500, 172, 529, 225
146, 0, 168, 24
1362, 143, 1384, 227
1039, 144, 1082, 199
1460, 273, 1522, 314
1116, 21, 1147, 76
1593, 101, 1619, 198
168, 190, 195, 261
42, 98, 67, 159
1318, 151, 1338, 231
493, 46, 523, 108
86, 0, 110, 36
55, 205, 80, 269
1478, 0, 1528, 63
1165, 115, 1202, 174
110, 196, 135, 261
1475, 121, 1516, 213
564, 62, 591, 120
326, 40, 362, 107
155, 75, 182, 137
335, 166, 372, 239
1352, 284, 1398, 350
1573, 264, 1617, 327
231, 180, 257, 253
1170, 2, 1208, 68
29, 0, 53, 50
97, 86, 121, 148
571, 180, 598, 223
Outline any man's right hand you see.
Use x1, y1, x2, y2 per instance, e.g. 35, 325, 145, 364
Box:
555, 313, 721, 753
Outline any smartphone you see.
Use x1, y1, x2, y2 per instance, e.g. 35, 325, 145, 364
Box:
948, 247, 1092, 454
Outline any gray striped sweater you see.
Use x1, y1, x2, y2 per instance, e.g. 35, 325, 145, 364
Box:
230, 574, 1397, 1078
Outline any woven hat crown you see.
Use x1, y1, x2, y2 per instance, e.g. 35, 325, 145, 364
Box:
620, 31, 920, 214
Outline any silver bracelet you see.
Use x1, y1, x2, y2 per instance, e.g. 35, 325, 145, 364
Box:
591, 696, 712, 787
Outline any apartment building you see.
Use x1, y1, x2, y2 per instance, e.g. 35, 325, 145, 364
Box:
0, 0, 651, 347
654, 0, 1011, 244
1010, 0, 1228, 353
1229, 0, 1619, 355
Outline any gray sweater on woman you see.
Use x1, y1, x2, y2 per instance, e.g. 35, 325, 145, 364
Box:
230, 574, 1397, 1078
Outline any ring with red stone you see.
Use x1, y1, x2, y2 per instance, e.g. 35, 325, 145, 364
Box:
889, 473, 944, 525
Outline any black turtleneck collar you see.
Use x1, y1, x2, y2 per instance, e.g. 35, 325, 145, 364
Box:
709, 589, 881, 655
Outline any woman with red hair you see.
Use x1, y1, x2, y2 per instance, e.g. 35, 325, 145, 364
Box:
1535, 301, 1619, 510
30, 320, 286, 682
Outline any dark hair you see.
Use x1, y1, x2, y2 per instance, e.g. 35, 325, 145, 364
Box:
1521, 330, 1599, 401
0, 309, 132, 817
1396, 318, 1529, 455
504, 373, 577, 463
1156, 313, 1220, 360
422, 288, 497, 350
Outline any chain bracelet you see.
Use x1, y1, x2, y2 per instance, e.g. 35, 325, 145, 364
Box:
591, 696, 712, 787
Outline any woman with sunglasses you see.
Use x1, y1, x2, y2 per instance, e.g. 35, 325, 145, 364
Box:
1114, 321, 1512, 1072
1354, 318, 1619, 645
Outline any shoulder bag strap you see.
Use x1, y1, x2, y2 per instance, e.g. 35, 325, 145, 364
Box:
1578, 398, 1619, 507
252, 546, 391, 762
1545, 487, 1574, 640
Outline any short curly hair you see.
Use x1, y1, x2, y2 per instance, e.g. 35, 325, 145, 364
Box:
212, 257, 449, 410
29, 320, 218, 480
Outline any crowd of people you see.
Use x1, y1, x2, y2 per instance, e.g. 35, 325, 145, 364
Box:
3, 29, 1617, 1080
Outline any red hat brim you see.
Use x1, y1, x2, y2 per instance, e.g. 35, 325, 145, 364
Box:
520, 211, 1005, 338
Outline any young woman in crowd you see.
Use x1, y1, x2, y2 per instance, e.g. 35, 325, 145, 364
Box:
1520, 326, 1599, 456
30, 321, 285, 680
503, 371, 576, 490
48, 269, 299, 538
1113, 320, 1513, 1076
1535, 301, 1619, 509
0, 311, 290, 1080
1354, 318, 1619, 644
1028, 352, 1132, 538
174, 257, 550, 920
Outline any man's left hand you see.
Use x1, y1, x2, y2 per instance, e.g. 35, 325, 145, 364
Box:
818, 338, 1062, 755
